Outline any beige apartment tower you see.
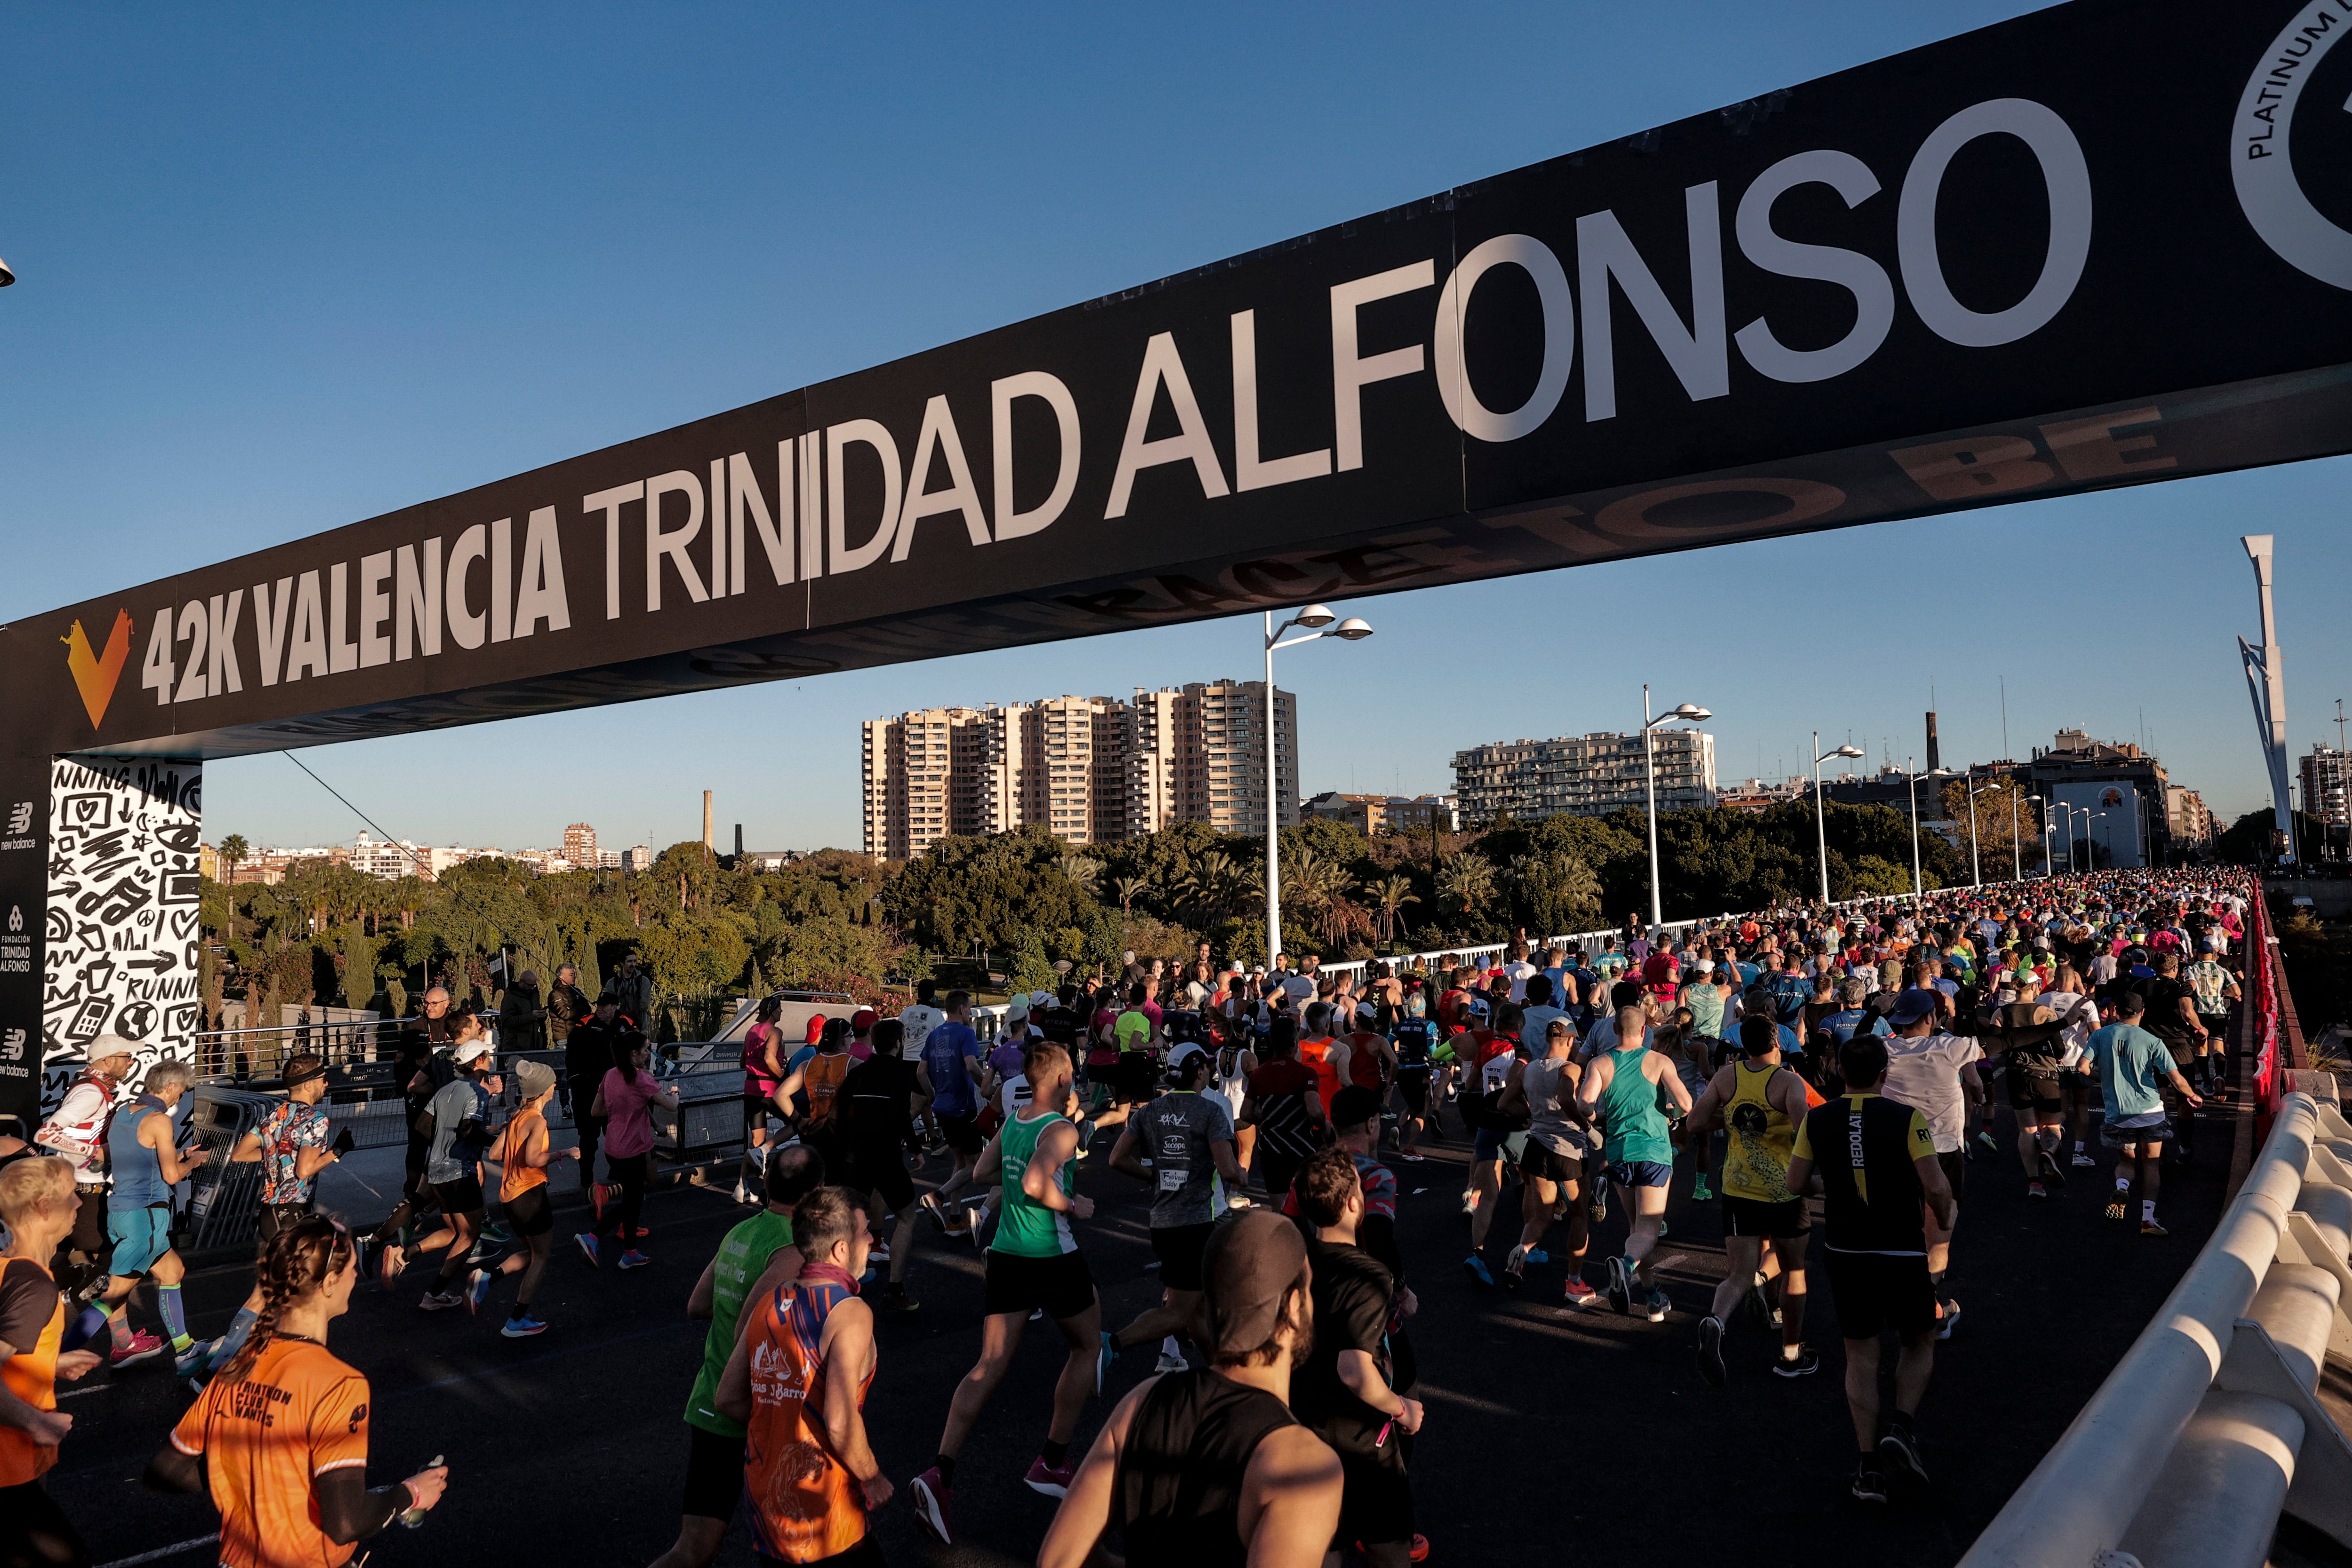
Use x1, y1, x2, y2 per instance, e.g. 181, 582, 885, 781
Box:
862, 681, 1296, 858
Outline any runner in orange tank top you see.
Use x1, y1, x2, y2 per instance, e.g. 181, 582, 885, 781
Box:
0, 1158, 104, 1568
717, 1186, 889, 1568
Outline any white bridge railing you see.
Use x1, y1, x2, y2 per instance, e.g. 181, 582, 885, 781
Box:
1961, 1087, 2352, 1568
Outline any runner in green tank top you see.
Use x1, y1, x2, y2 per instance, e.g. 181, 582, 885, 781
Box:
1576, 1003, 1693, 1323
912, 1039, 1106, 1546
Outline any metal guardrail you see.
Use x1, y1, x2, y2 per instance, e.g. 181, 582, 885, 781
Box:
1959, 1088, 2352, 1568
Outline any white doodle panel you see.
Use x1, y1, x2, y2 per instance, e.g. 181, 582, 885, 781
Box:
40, 755, 203, 1113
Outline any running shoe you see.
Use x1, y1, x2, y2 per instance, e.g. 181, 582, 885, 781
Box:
2141, 1219, 2169, 1237
480, 1222, 512, 1244
1398, 1149, 1425, 1163
1696, 1315, 1726, 1387
464, 1268, 493, 1315
2072, 1149, 2097, 1167
174, 1338, 218, 1380
1523, 1249, 1549, 1265
377, 1243, 407, 1288
617, 1249, 652, 1270
108, 1329, 166, 1368
592, 1182, 609, 1219
418, 1288, 464, 1312
1561, 1276, 1599, 1310
1772, 1346, 1821, 1378
1605, 1255, 1632, 1315
1879, 1426, 1930, 1487
501, 1314, 549, 1338
1935, 1299, 1961, 1340
1462, 1253, 1494, 1289
1024, 1455, 1079, 1498
466, 1239, 502, 1265
2026, 1181, 2049, 1200
876, 1283, 920, 1315
910, 1468, 954, 1543
1155, 1344, 1190, 1374
2038, 1149, 2067, 1190
867, 1242, 890, 1267
1587, 1187, 1607, 1223
1097, 1331, 1119, 1393
1501, 1245, 1526, 1292
921, 1195, 949, 1234
1973, 1130, 2000, 1155
1409, 1534, 1430, 1563
1744, 1277, 1773, 1330
2103, 1196, 2129, 1222
1690, 1175, 1714, 1202
1851, 1462, 1889, 1505
1458, 1190, 1479, 1216
1643, 1286, 1670, 1324
575, 1232, 600, 1267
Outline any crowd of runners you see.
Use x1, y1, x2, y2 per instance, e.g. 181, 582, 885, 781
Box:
0, 866, 2263, 1566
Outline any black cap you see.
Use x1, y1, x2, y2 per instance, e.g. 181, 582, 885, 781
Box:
1330, 1084, 1383, 1132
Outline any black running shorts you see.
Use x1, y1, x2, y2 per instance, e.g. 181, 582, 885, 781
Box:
1824, 1250, 1937, 1339
1517, 1141, 1581, 1186
1395, 1068, 1430, 1113
849, 1145, 916, 1215
1722, 1195, 1810, 1240
504, 1184, 554, 1238
433, 1174, 485, 1218
1935, 1148, 1966, 1204
2005, 1070, 2063, 1114
982, 1248, 1097, 1321
680, 1422, 747, 1521
936, 1112, 984, 1156
1148, 1222, 1216, 1292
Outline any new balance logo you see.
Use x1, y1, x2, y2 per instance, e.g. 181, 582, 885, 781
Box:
4, 802, 29, 835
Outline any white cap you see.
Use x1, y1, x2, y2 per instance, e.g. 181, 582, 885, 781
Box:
1029, 990, 1055, 1009
454, 1041, 494, 1066
1167, 1041, 1209, 1071
86, 1033, 138, 1062
1692, 959, 1715, 975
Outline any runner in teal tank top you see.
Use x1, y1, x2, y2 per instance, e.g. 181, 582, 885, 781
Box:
1576, 1003, 1694, 1324
912, 1039, 1105, 1545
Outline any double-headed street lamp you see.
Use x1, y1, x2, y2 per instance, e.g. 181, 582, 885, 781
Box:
1812, 734, 1866, 904
1965, 774, 2000, 887
1262, 605, 1372, 967
1641, 687, 1712, 927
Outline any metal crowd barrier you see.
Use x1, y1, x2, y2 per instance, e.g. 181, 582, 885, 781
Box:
1959, 1088, 2352, 1568
177, 1085, 277, 1254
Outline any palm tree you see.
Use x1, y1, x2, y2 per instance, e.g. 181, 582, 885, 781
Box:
1111, 875, 1150, 917
1282, 847, 1358, 913
1435, 852, 1498, 919
1368, 874, 1421, 945
218, 833, 249, 883
1058, 854, 1104, 898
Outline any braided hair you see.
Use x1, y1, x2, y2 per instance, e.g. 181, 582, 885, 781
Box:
219, 1215, 353, 1384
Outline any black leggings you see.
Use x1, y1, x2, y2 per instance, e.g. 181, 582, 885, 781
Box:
576, 1115, 607, 1186
593, 1152, 648, 1245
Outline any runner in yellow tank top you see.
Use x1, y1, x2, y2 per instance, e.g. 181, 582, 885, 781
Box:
1686, 1018, 1817, 1385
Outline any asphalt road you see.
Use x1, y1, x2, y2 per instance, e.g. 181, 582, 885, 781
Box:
45, 1085, 2235, 1568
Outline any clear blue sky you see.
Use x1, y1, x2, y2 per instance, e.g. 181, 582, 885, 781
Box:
4, 3, 2342, 853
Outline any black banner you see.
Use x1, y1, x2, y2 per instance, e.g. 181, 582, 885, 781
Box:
3, 0, 2349, 1119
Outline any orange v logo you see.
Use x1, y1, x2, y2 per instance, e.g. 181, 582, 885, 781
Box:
62, 610, 135, 729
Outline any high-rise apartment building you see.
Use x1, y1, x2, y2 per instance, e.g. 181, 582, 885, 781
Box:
563, 823, 597, 869
1451, 729, 1716, 825
2301, 746, 2352, 828
861, 681, 1296, 858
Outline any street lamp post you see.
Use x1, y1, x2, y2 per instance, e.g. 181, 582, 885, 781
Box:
1812, 734, 1866, 904
1966, 776, 1998, 888
1642, 687, 1713, 928
2010, 790, 2023, 882
1262, 605, 1372, 967
1906, 758, 1924, 898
